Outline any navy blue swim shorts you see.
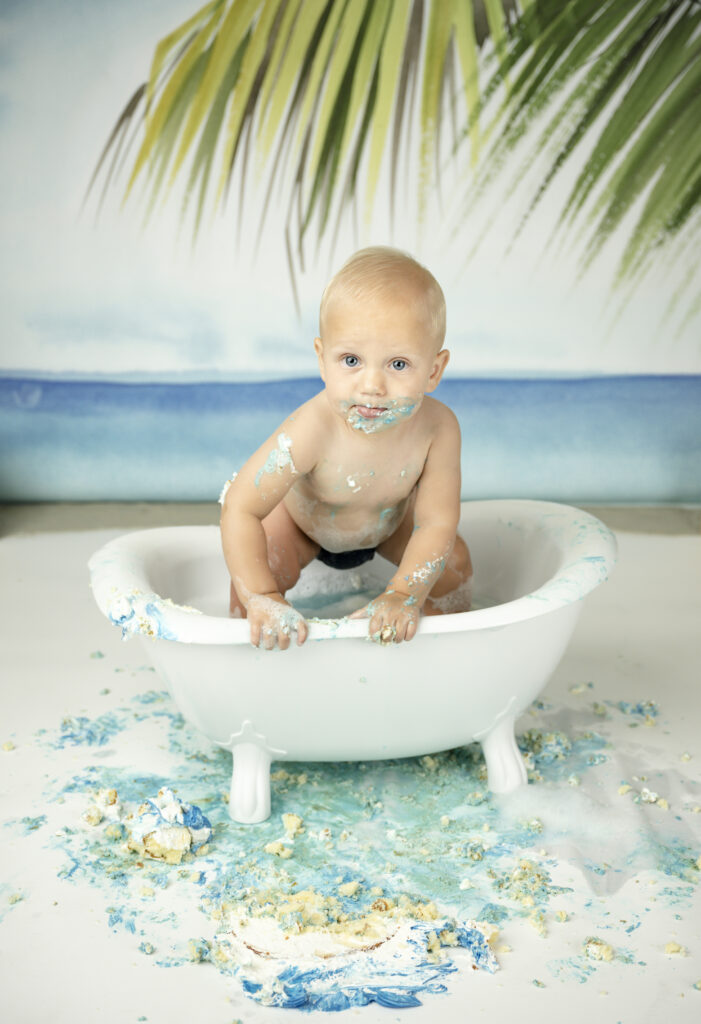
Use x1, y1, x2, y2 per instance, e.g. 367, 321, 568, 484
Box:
316, 546, 376, 570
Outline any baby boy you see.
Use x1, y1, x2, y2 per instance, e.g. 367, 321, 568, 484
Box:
220, 246, 472, 649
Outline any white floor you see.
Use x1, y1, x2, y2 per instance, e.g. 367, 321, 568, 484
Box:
1, 516, 700, 1023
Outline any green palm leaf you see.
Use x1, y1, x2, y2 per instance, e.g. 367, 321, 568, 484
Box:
304, 0, 374, 208
465, 0, 701, 310
88, 0, 701, 317
145, 0, 226, 112
364, 0, 413, 221
255, 0, 328, 159
89, 0, 507, 283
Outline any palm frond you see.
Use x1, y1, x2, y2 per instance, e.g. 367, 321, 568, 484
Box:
364, 0, 413, 221
464, 0, 701, 308
123, 2, 227, 201
88, 0, 514, 283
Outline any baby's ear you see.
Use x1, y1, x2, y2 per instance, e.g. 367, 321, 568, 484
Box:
426, 348, 450, 392
313, 337, 326, 381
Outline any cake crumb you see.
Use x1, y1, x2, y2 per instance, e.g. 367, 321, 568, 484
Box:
2, 741, 16, 752
665, 942, 688, 956
282, 813, 304, 837
528, 910, 546, 936
188, 938, 211, 961
584, 937, 615, 961
264, 840, 292, 859
338, 880, 361, 898
82, 806, 104, 827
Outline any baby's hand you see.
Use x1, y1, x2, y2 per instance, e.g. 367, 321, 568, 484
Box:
247, 592, 308, 651
349, 590, 419, 645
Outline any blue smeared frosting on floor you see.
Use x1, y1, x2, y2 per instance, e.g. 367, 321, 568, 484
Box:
3, 670, 700, 1010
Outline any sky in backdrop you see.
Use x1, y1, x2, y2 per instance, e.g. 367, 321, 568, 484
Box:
1, 0, 700, 381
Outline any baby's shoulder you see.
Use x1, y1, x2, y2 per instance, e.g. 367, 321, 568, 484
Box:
284, 391, 333, 434
276, 392, 331, 469
421, 395, 460, 437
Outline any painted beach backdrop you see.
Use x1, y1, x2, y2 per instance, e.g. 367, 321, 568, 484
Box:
1, 0, 700, 503
2, 374, 700, 502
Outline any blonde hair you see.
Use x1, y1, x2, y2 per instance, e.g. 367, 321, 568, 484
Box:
319, 246, 446, 349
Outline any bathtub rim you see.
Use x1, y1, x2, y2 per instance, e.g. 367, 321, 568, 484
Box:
88, 499, 617, 645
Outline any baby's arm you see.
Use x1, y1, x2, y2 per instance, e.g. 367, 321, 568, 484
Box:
357, 409, 462, 643
220, 409, 318, 649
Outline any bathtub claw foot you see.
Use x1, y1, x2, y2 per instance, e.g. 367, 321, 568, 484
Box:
230, 743, 272, 824
480, 714, 527, 794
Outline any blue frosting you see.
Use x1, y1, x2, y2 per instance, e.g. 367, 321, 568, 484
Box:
9, 682, 698, 1011
134, 790, 212, 852
107, 593, 180, 642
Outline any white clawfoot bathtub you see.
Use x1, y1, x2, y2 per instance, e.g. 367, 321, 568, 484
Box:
88, 500, 616, 824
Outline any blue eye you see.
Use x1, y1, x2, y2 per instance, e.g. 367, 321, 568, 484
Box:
343, 355, 359, 367
391, 359, 407, 371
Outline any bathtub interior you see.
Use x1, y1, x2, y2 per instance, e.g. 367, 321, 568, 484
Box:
136, 502, 569, 619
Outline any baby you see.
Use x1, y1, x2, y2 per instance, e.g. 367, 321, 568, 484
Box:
220, 246, 472, 650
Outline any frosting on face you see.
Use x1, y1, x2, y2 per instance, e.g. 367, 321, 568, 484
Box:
341, 396, 421, 434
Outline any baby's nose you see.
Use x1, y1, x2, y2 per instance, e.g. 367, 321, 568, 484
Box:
361, 367, 386, 394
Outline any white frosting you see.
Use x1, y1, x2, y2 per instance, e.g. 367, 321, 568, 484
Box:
218, 471, 238, 505
255, 434, 297, 487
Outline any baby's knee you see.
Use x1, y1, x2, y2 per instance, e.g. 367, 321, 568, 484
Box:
450, 534, 473, 583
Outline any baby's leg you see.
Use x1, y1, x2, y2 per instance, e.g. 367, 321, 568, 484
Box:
229, 501, 320, 617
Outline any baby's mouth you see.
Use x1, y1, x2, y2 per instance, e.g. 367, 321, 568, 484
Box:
353, 405, 387, 419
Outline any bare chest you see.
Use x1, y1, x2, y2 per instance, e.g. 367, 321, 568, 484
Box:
284, 435, 429, 550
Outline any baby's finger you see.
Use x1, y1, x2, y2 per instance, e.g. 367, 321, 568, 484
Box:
295, 618, 308, 645
261, 625, 277, 651
250, 620, 262, 648
348, 603, 371, 620
393, 619, 409, 644
368, 610, 385, 638
405, 616, 419, 642
277, 629, 291, 651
